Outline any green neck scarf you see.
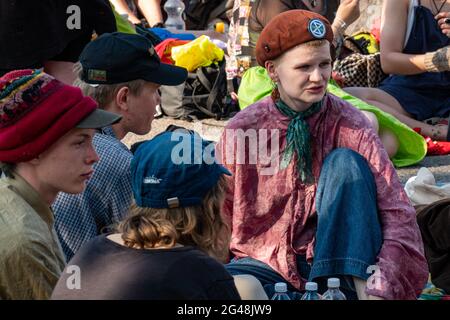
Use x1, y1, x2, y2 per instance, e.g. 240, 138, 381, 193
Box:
276, 98, 323, 184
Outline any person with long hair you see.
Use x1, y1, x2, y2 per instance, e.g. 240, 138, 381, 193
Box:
51, 131, 241, 299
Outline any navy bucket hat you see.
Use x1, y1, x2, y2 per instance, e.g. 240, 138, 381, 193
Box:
131, 131, 231, 209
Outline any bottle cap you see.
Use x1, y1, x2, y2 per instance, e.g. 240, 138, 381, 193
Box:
214, 22, 225, 33
327, 278, 340, 288
274, 282, 288, 292
305, 282, 318, 291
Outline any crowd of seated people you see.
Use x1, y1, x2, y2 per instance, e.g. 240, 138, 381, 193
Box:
1, 0, 450, 300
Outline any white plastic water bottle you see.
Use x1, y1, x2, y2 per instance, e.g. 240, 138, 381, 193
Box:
321, 278, 347, 300
300, 282, 321, 300
163, 0, 186, 31
271, 282, 291, 300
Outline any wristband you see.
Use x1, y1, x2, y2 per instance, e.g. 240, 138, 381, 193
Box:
334, 17, 347, 32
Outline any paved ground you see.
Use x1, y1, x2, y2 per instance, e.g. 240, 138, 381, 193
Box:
123, 117, 450, 186
396, 155, 450, 185
122, 117, 227, 145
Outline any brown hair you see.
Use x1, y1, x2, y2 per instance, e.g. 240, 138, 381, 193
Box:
118, 176, 230, 262
303, 39, 329, 48
73, 62, 147, 107
275, 39, 332, 63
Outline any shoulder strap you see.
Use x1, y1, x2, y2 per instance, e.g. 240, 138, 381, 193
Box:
197, 67, 213, 92
192, 65, 224, 118
404, 0, 418, 48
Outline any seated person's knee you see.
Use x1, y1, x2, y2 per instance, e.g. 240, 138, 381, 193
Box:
361, 111, 379, 133
379, 128, 399, 159
233, 275, 269, 300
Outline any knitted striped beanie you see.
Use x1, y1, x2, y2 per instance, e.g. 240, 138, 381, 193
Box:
0, 69, 98, 163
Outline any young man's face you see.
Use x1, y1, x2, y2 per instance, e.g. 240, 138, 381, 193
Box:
126, 82, 161, 135
35, 128, 99, 195
270, 42, 332, 110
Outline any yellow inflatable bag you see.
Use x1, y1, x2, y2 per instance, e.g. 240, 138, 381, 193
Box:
171, 35, 224, 72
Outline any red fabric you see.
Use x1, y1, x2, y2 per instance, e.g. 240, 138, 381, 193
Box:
0, 71, 98, 163
331, 72, 345, 87
155, 38, 190, 65
371, 18, 381, 44
413, 128, 450, 156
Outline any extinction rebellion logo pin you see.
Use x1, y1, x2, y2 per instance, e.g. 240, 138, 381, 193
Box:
308, 19, 326, 39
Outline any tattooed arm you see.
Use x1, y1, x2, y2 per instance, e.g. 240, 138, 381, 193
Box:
424, 45, 450, 72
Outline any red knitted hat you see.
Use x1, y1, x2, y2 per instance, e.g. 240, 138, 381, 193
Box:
0, 69, 111, 163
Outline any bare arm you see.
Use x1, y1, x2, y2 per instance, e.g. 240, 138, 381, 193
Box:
253, 1, 295, 29
110, 0, 141, 24
380, 0, 427, 75
136, 0, 163, 27
331, 0, 360, 43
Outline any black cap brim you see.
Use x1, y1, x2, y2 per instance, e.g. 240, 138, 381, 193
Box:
219, 165, 232, 176
76, 108, 122, 129
143, 62, 188, 86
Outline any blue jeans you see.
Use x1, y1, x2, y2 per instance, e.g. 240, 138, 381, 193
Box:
226, 149, 383, 300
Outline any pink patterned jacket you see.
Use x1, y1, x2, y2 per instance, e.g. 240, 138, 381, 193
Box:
216, 94, 428, 300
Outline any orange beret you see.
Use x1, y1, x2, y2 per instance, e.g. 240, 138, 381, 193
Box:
256, 10, 334, 66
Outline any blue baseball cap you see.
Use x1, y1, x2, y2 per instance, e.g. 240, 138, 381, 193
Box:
79, 32, 188, 86
131, 131, 231, 208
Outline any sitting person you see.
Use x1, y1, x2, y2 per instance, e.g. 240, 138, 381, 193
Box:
217, 10, 429, 300
52, 131, 242, 300
416, 199, 450, 294
0, 0, 117, 84
226, 0, 353, 88
228, 0, 400, 158
110, 0, 166, 27
0, 69, 121, 299
345, 0, 450, 141
52, 32, 187, 261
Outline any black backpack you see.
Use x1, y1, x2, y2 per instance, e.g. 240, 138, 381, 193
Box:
185, 0, 232, 30
159, 60, 238, 121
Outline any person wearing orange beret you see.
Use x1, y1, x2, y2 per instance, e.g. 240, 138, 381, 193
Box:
216, 10, 428, 300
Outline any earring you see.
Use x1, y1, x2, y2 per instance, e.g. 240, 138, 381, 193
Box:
272, 80, 278, 89
271, 81, 280, 100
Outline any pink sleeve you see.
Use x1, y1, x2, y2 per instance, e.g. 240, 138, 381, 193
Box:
339, 123, 428, 299
216, 129, 236, 236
